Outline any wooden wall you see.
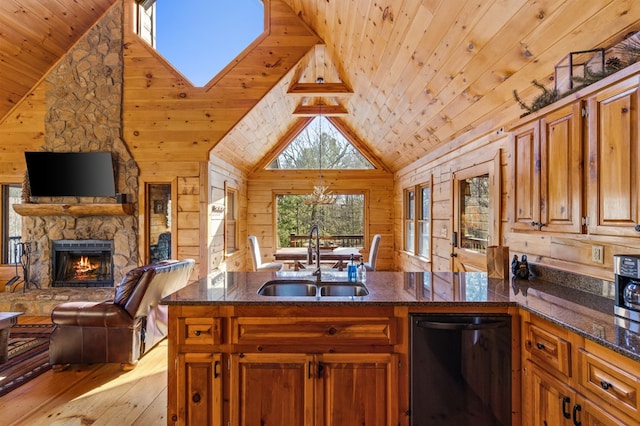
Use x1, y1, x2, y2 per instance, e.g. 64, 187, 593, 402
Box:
395, 65, 640, 282
208, 156, 247, 272
395, 131, 510, 272
247, 168, 394, 271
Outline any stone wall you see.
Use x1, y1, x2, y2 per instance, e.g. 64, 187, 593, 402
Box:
21, 2, 139, 287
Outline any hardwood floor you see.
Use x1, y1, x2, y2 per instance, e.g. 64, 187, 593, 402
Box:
0, 317, 168, 425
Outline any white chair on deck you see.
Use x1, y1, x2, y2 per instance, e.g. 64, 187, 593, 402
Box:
248, 235, 283, 272
363, 234, 381, 271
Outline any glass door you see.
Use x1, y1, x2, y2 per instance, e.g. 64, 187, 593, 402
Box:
451, 153, 501, 272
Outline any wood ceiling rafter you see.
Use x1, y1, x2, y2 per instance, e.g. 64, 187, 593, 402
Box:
287, 43, 352, 117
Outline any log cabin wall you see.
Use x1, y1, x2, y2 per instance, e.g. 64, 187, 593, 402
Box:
0, 0, 318, 282
395, 131, 510, 273
247, 168, 394, 271
396, 62, 640, 282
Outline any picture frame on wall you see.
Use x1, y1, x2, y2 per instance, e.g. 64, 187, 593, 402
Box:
153, 199, 165, 214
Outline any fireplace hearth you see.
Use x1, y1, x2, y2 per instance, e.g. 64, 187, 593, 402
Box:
52, 240, 114, 287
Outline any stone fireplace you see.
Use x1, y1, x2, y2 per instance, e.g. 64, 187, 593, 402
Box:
18, 3, 139, 288
51, 240, 114, 287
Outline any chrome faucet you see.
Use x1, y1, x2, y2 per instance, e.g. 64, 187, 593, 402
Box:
308, 224, 321, 281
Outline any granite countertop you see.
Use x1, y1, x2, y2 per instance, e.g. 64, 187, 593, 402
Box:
161, 270, 640, 363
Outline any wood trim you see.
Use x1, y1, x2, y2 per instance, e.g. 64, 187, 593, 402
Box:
292, 103, 348, 116
13, 203, 133, 217
287, 82, 353, 97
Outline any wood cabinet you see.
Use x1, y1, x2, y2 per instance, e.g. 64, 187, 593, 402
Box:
587, 77, 640, 236
511, 101, 584, 233
511, 74, 640, 237
168, 306, 400, 425
522, 312, 640, 426
230, 352, 397, 426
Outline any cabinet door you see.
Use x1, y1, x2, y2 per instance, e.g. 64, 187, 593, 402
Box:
524, 360, 574, 426
230, 353, 314, 426
511, 120, 540, 231
540, 102, 584, 233
587, 77, 640, 236
315, 353, 397, 426
176, 352, 223, 426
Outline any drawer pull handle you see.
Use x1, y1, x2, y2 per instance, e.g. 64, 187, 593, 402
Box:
192, 393, 201, 403
194, 330, 201, 336
536, 342, 545, 350
562, 396, 571, 419
214, 360, 220, 379
328, 327, 337, 335
600, 380, 613, 390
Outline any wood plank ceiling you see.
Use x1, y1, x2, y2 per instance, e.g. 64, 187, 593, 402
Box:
214, 0, 640, 172
1, 1, 640, 173
0, 0, 116, 120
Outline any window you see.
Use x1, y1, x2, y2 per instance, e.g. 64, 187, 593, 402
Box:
225, 186, 238, 253
268, 117, 374, 170
459, 174, 489, 253
275, 193, 365, 249
135, 0, 264, 87
418, 185, 431, 259
404, 189, 415, 253
2, 184, 22, 264
404, 184, 431, 259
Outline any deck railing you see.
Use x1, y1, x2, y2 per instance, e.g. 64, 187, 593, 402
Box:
289, 234, 364, 248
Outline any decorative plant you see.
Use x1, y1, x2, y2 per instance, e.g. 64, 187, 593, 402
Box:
513, 80, 560, 116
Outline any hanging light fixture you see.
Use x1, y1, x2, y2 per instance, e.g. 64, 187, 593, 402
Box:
305, 77, 336, 205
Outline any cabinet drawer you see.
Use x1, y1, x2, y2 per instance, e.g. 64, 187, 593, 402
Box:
525, 322, 571, 377
578, 347, 640, 419
232, 317, 396, 346
180, 317, 222, 346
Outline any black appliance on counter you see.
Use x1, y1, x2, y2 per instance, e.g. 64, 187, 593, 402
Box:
410, 314, 512, 425
614, 254, 640, 325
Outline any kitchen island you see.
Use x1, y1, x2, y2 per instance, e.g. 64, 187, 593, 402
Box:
162, 271, 640, 425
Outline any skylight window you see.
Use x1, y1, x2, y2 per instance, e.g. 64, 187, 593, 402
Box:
268, 117, 375, 170
136, 0, 264, 87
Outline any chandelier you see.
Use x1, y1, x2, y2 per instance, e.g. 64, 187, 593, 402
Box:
305, 79, 336, 205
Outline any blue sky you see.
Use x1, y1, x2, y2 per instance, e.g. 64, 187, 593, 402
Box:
156, 1, 264, 86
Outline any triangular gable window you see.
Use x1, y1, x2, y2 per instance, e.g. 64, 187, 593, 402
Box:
267, 117, 375, 170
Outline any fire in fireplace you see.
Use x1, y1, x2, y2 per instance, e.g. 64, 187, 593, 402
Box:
52, 240, 114, 287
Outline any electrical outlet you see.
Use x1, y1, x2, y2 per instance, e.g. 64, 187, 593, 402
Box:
591, 245, 604, 264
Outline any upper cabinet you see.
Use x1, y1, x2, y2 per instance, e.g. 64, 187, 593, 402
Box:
510, 72, 640, 237
511, 102, 583, 234
587, 77, 640, 236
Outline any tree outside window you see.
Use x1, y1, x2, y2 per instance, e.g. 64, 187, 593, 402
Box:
418, 185, 430, 259
276, 194, 365, 248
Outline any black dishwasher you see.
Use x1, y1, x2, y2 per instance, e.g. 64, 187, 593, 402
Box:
410, 314, 512, 425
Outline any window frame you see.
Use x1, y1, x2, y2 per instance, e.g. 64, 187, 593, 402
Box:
2, 184, 22, 265
273, 190, 368, 250
225, 183, 238, 255
417, 183, 431, 260
403, 181, 432, 260
403, 188, 415, 253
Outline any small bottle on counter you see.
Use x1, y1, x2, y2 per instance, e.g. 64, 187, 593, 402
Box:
357, 261, 366, 283
347, 254, 357, 282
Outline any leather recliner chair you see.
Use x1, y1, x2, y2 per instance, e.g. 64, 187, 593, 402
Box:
49, 258, 195, 370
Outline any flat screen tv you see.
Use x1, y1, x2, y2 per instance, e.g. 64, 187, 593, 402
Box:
25, 152, 117, 197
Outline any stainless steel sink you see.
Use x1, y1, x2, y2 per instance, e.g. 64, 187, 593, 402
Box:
318, 282, 369, 296
257, 280, 369, 297
257, 280, 317, 296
